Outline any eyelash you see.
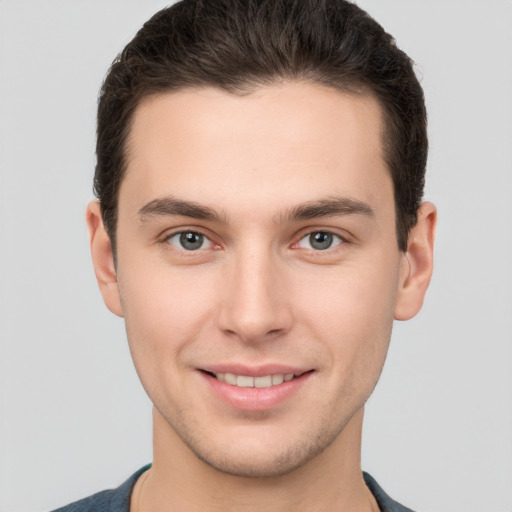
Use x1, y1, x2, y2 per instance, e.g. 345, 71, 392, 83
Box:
294, 231, 345, 251
164, 230, 215, 252
162, 229, 347, 253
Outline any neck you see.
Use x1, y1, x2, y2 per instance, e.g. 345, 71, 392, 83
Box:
133, 407, 378, 512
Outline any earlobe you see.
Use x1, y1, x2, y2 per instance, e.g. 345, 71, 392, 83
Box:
86, 201, 124, 317
394, 201, 437, 321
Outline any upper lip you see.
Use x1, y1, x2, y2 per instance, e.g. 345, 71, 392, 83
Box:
199, 364, 312, 377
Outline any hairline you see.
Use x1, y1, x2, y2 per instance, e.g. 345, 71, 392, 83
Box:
104, 79, 407, 258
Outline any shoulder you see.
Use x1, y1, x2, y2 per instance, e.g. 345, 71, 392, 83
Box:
51, 489, 117, 512
50, 465, 150, 512
363, 472, 416, 512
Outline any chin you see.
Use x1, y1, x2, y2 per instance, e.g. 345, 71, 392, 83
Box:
195, 443, 320, 478
177, 418, 345, 478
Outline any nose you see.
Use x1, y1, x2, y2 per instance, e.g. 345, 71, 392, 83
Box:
217, 247, 293, 344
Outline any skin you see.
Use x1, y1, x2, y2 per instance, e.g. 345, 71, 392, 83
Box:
87, 82, 436, 511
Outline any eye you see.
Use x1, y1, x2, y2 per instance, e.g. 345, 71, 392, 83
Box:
297, 231, 343, 251
166, 231, 213, 251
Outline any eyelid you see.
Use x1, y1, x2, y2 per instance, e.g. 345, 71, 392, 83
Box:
160, 227, 219, 251
169, 232, 212, 250
158, 225, 352, 253
291, 227, 350, 249
296, 231, 344, 250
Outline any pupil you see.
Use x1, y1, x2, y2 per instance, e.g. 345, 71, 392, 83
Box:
180, 232, 203, 250
310, 232, 332, 250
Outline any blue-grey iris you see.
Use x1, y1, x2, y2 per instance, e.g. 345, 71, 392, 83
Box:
180, 232, 204, 250
309, 232, 333, 250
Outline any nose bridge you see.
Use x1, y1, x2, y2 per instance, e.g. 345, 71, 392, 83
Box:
218, 241, 291, 342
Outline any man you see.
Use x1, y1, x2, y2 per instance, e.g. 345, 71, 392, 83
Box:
54, 0, 436, 510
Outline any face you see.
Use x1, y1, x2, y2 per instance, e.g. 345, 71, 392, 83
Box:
91, 82, 428, 477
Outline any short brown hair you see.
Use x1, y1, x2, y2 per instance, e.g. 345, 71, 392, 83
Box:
95, 0, 427, 253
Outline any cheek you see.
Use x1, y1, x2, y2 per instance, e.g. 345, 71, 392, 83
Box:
117, 261, 218, 374
118, 268, 222, 417
297, 261, 399, 373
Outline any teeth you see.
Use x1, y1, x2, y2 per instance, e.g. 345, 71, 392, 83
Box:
224, 373, 237, 385
271, 374, 284, 385
236, 375, 254, 387
254, 375, 272, 388
213, 372, 297, 388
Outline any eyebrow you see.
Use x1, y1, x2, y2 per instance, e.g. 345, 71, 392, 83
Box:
282, 196, 375, 222
138, 196, 227, 223
137, 195, 374, 224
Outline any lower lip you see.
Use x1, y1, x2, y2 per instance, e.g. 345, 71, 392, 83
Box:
200, 371, 312, 411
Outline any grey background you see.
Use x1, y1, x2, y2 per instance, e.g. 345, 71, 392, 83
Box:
1, 1, 511, 511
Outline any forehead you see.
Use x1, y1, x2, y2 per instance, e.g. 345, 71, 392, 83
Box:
121, 82, 390, 215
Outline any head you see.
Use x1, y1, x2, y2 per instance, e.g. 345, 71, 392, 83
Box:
87, 0, 436, 479
95, 0, 427, 257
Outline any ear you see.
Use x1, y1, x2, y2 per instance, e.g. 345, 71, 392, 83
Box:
394, 201, 437, 321
86, 201, 123, 317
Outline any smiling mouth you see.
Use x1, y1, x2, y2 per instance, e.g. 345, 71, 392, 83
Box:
204, 371, 307, 388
